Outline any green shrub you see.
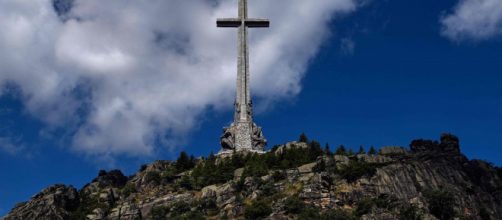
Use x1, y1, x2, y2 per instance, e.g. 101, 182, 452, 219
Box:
121, 182, 136, 198
144, 171, 161, 184
149, 206, 169, 220
398, 204, 422, 220
284, 196, 304, 214
242, 156, 269, 178
69, 193, 108, 219
354, 195, 398, 217
321, 209, 354, 220
354, 198, 374, 217
336, 160, 379, 183
170, 201, 191, 216
244, 200, 272, 220
260, 180, 277, 195
298, 207, 321, 220
170, 211, 205, 220
160, 166, 177, 183
177, 175, 193, 190
424, 189, 457, 220
313, 159, 326, 172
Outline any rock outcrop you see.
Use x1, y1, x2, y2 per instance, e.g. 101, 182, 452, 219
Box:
3, 184, 79, 220
3, 134, 502, 220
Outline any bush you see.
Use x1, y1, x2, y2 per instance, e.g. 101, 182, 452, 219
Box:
177, 175, 193, 190
308, 141, 323, 160
144, 171, 161, 184
298, 207, 321, 220
313, 159, 326, 172
121, 183, 136, 198
398, 204, 422, 220
244, 200, 272, 220
354, 194, 398, 217
424, 189, 456, 220
260, 180, 277, 195
354, 198, 374, 217
242, 155, 269, 178
160, 166, 177, 183
171, 211, 205, 220
149, 206, 169, 220
193, 198, 218, 216
284, 196, 304, 214
321, 209, 354, 220
336, 160, 379, 183
69, 193, 108, 219
170, 201, 191, 216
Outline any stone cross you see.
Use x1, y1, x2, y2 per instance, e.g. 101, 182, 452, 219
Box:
217, 0, 268, 153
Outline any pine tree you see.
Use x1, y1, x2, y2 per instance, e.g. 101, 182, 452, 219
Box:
324, 143, 332, 156
299, 133, 309, 143
347, 148, 354, 156
335, 145, 346, 155
368, 146, 377, 155
308, 140, 323, 160
358, 146, 366, 155
175, 151, 195, 172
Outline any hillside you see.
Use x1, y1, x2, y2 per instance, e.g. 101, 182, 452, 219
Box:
2, 134, 502, 220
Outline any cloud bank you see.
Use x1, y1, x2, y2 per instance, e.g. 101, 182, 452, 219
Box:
0, 0, 358, 157
441, 0, 502, 41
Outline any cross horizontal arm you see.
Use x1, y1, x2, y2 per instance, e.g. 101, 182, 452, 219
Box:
217, 18, 241, 28
245, 19, 270, 28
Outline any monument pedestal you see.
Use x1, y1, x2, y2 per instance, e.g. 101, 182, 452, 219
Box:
219, 121, 266, 154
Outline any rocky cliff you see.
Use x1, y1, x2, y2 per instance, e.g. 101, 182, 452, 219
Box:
3, 134, 502, 220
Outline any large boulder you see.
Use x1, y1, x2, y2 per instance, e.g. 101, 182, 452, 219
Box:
379, 146, 407, 156
274, 141, 308, 155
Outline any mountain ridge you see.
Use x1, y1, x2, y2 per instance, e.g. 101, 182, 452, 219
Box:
3, 133, 502, 220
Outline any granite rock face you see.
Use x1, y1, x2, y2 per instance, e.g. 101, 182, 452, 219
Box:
4, 134, 502, 219
3, 184, 79, 220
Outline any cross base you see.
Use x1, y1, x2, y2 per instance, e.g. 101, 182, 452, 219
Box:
220, 121, 266, 153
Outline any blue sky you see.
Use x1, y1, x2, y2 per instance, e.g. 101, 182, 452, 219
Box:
1, 0, 502, 215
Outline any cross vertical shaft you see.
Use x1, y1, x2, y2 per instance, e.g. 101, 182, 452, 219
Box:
217, 0, 269, 152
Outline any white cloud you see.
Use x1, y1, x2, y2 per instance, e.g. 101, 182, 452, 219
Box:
0, 0, 359, 158
441, 0, 502, 41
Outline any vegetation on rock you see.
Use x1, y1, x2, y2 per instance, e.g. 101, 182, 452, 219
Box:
424, 189, 457, 220
244, 200, 272, 220
4, 133, 502, 220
